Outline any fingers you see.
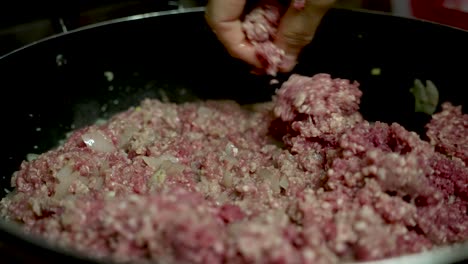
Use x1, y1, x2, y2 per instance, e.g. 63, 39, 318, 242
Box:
205, 0, 334, 74
275, 0, 335, 72
205, 0, 263, 68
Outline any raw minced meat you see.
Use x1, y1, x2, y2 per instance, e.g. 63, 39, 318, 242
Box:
1, 73, 467, 264
426, 102, 467, 165
242, 2, 325, 76
243, 5, 285, 76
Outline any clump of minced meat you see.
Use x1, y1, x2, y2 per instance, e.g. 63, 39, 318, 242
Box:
1, 72, 467, 264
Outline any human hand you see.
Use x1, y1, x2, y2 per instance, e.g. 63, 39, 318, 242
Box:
205, 0, 335, 73
275, 0, 335, 72
205, 0, 263, 69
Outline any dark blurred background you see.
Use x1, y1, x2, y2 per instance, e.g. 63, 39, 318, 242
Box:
0, 1, 186, 56
0, 0, 467, 56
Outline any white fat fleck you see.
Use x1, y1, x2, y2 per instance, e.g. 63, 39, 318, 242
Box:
448, 195, 455, 204
368, 150, 378, 160
213, 242, 224, 253
335, 243, 346, 253
225, 143, 239, 156
377, 168, 387, 180
360, 205, 374, 218
336, 198, 344, 206
303, 249, 316, 260
354, 221, 367, 231
128, 217, 138, 229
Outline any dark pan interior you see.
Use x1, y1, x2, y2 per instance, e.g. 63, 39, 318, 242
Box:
0, 7, 467, 263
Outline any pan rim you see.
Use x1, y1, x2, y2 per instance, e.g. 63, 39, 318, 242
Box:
1, 6, 467, 62
0, 6, 205, 61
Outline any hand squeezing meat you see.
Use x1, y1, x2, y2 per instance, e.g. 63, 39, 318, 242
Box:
242, 5, 285, 76
206, 0, 335, 75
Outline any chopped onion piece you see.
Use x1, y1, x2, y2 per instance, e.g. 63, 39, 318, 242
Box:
152, 169, 167, 185
142, 155, 179, 170
82, 130, 115, 153
26, 153, 40, 161
258, 168, 280, 194
222, 172, 233, 188
143, 155, 184, 183
279, 176, 289, 190
54, 165, 79, 198
118, 126, 137, 147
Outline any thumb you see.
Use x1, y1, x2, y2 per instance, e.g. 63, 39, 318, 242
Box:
275, 0, 334, 72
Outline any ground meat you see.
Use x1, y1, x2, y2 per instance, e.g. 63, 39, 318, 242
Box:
242, 5, 285, 76
241, 2, 322, 75
1, 73, 467, 264
274, 73, 363, 140
426, 102, 468, 165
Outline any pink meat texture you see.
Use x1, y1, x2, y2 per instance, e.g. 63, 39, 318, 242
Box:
426, 102, 468, 165
242, 5, 284, 76
242, 3, 312, 75
1, 73, 467, 264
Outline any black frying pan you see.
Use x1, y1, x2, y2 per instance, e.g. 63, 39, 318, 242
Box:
0, 7, 467, 264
